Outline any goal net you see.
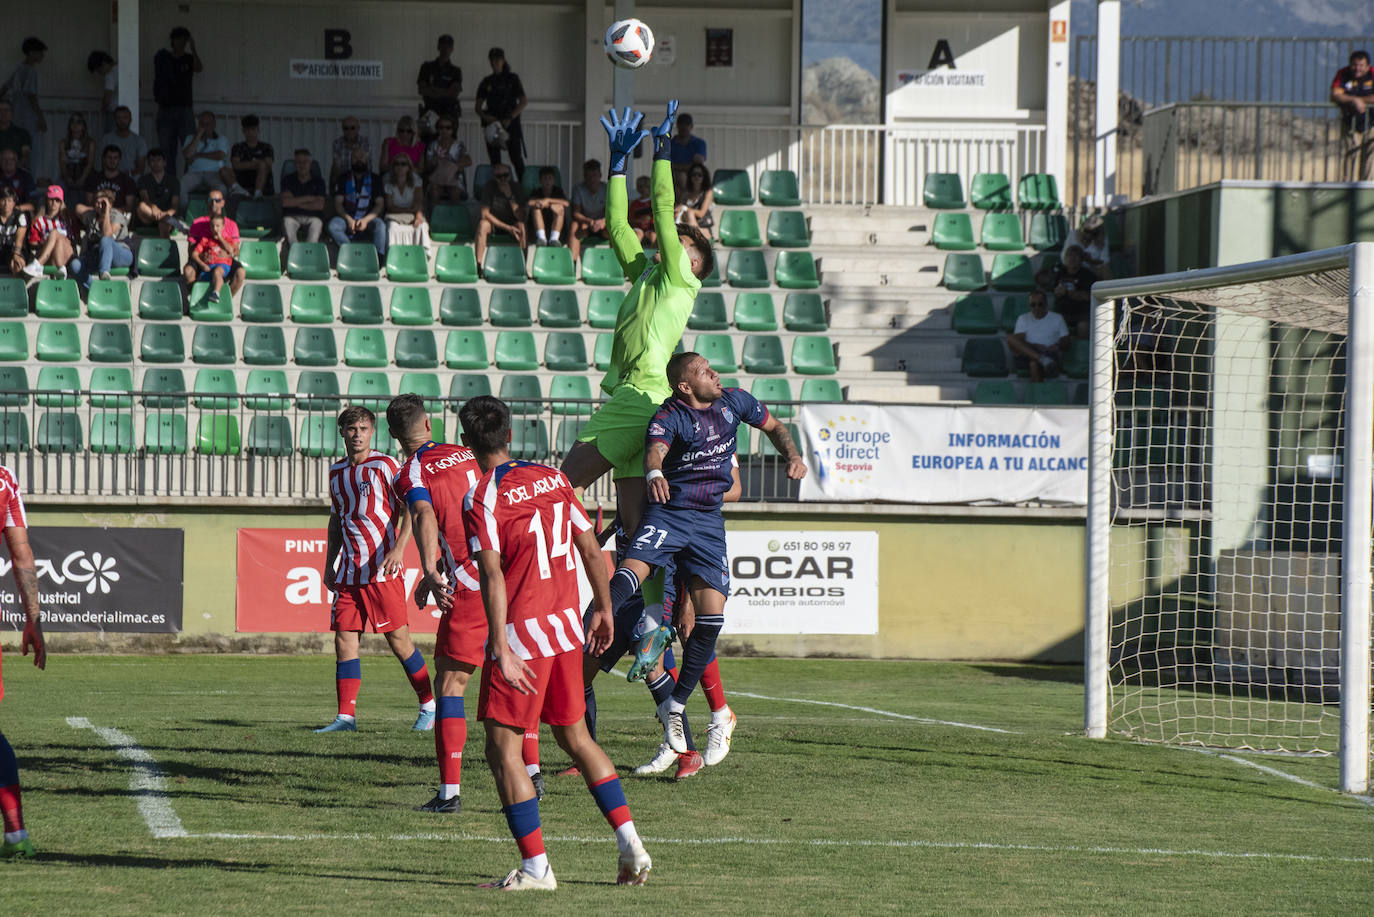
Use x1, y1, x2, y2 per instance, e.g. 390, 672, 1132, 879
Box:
1084, 243, 1374, 794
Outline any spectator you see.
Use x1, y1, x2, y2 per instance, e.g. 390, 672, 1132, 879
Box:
676, 164, 714, 238
383, 152, 429, 253
81, 145, 138, 211
380, 115, 425, 173
184, 191, 245, 300
475, 47, 527, 180
569, 158, 605, 263
72, 188, 133, 286
423, 117, 470, 205
474, 163, 526, 271
280, 148, 326, 248
230, 115, 274, 198
667, 112, 707, 174
57, 115, 96, 204
0, 100, 31, 169
5, 38, 47, 182
416, 35, 461, 140
98, 105, 148, 177
0, 187, 27, 275
1062, 213, 1110, 277
527, 165, 569, 247
180, 111, 235, 200
328, 145, 386, 257
21, 185, 73, 279
1052, 245, 1097, 339
330, 117, 370, 186
134, 148, 183, 237
628, 174, 654, 245
153, 27, 202, 176
1332, 50, 1374, 182
86, 50, 117, 135
0, 149, 34, 211
1006, 290, 1071, 383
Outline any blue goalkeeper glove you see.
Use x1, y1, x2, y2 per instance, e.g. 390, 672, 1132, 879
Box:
600, 106, 647, 176
649, 99, 679, 160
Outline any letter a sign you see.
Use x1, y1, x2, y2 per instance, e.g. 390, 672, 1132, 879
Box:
928, 39, 956, 70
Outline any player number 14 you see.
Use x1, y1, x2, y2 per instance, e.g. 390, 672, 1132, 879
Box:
527, 502, 575, 580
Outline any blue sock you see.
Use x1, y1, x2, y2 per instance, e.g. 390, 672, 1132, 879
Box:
662, 646, 676, 669
401, 649, 426, 676
608, 567, 641, 615
0, 732, 17, 786
584, 683, 597, 741
336, 658, 361, 681
647, 672, 694, 751
671, 614, 724, 706
437, 696, 464, 719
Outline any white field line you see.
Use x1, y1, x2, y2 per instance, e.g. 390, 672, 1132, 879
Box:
1174, 746, 1374, 808
66, 716, 189, 839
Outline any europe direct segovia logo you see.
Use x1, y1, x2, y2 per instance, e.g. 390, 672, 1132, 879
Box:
809, 416, 890, 485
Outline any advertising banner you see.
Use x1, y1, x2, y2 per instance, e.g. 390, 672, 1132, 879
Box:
725, 530, 879, 635
289, 59, 384, 80
799, 404, 1087, 505
0, 527, 183, 634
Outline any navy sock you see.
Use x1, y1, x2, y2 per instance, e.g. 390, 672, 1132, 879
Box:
647, 672, 694, 751
608, 567, 641, 615
671, 615, 724, 706
584, 683, 597, 741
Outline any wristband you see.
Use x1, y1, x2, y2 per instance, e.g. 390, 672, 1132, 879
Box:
609, 151, 629, 176
653, 136, 672, 161
645, 468, 665, 483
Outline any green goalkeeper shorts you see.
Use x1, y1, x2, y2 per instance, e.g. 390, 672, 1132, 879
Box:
576, 384, 661, 480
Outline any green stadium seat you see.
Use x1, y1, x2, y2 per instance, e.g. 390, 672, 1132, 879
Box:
193, 368, 238, 409
923, 172, 965, 209
718, 376, 740, 391
430, 203, 474, 243
782, 293, 828, 333
435, 244, 479, 283
343, 328, 388, 368
931, 212, 976, 251
544, 332, 588, 371
0, 323, 26, 361
719, 210, 762, 248
791, 336, 838, 375
952, 295, 999, 335
758, 170, 801, 207
711, 169, 753, 206
337, 243, 381, 281
581, 248, 626, 286
0, 278, 26, 317
245, 369, 290, 410
386, 244, 429, 283
235, 199, 277, 239
537, 289, 581, 328
800, 378, 843, 402
742, 335, 786, 374
89, 368, 133, 408
942, 254, 987, 291
445, 331, 489, 369
140, 368, 188, 407
247, 415, 292, 456
980, 213, 1026, 251
195, 414, 241, 455
298, 416, 343, 457
510, 418, 549, 460
35, 412, 80, 452
593, 332, 613, 371
489, 289, 532, 327
553, 419, 583, 456
700, 249, 722, 288
293, 327, 338, 366
500, 374, 543, 414
725, 249, 770, 289
395, 329, 439, 369
1000, 294, 1030, 333
290, 284, 334, 323
0, 366, 27, 406
0, 413, 29, 451
399, 372, 443, 411
286, 241, 331, 281
532, 246, 576, 285
449, 373, 492, 406
138, 280, 184, 320
296, 370, 341, 411
36, 323, 80, 362
439, 287, 482, 326
1024, 381, 1069, 405
86, 279, 132, 319
390, 287, 434, 326
774, 251, 819, 289
191, 325, 236, 364
586, 290, 621, 329
347, 371, 391, 410
766, 210, 810, 248
135, 238, 180, 277
187, 282, 233, 321
1016, 174, 1042, 210
35, 366, 80, 407
549, 375, 592, 415
482, 244, 526, 284
1029, 213, 1070, 252
87, 323, 134, 362
733, 293, 778, 331
35, 279, 81, 318
239, 240, 281, 279
1037, 174, 1060, 210
972, 380, 1018, 404
241, 326, 287, 366
734, 424, 754, 459
340, 285, 384, 324
144, 412, 188, 454
239, 283, 284, 322
1063, 339, 1090, 379
689, 292, 729, 331
751, 377, 794, 417
990, 254, 1035, 292
970, 172, 1013, 210
694, 334, 737, 373
521, 165, 563, 196
961, 338, 1009, 377
494, 331, 538, 371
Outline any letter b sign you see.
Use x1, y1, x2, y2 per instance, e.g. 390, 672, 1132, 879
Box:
324, 29, 353, 60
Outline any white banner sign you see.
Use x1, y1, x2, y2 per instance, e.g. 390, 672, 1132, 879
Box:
725, 530, 878, 635
289, 59, 384, 80
798, 405, 1087, 505
897, 69, 989, 89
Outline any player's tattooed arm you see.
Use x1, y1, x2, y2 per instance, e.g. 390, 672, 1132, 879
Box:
5, 525, 45, 670
476, 549, 535, 694
382, 494, 412, 578
324, 513, 343, 592
644, 440, 671, 503
760, 415, 808, 481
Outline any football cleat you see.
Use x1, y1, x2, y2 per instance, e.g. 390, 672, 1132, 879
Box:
555, 764, 581, 778
703, 706, 737, 766
481, 867, 557, 891
656, 699, 688, 754
417, 792, 460, 813
616, 838, 652, 885
531, 771, 547, 802
627, 623, 676, 682
632, 742, 678, 776
1, 838, 35, 860
674, 750, 704, 780
412, 708, 436, 731
313, 716, 357, 733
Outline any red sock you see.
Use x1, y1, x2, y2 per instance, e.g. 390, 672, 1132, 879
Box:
522, 729, 540, 769
407, 669, 433, 704
700, 657, 727, 712
437, 702, 466, 786
336, 659, 361, 718
0, 784, 22, 834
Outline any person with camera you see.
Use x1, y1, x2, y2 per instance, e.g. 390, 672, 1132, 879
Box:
72, 187, 133, 286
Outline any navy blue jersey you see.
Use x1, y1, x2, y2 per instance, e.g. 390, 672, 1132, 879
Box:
646, 388, 769, 511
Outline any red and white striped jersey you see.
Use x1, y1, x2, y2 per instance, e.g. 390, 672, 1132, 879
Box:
0, 465, 28, 529
462, 460, 593, 660
329, 450, 403, 584
393, 442, 482, 592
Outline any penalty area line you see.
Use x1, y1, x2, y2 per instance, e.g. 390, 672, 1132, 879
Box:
66, 716, 189, 839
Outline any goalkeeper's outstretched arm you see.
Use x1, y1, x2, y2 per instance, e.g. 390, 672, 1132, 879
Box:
648, 100, 692, 288
600, 106, 647, 279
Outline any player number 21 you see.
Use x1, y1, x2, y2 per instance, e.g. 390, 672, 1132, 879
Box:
527, 502, 575, 580
634, 525, 670, 550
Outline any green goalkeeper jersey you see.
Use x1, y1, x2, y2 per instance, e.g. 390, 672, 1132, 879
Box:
600, 158, 702, 402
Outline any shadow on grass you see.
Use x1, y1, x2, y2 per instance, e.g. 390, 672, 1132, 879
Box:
970, 664, 1083, 684
33, 850, 482, 884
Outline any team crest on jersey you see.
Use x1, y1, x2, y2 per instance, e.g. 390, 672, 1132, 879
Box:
358, 481, 371, 495
649, 422, 666, 437
722, 406, 735, 423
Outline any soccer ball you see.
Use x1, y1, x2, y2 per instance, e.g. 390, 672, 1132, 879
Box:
605, 18, 654, 70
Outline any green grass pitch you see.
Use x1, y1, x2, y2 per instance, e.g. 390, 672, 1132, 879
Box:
1, 655, 1370, 915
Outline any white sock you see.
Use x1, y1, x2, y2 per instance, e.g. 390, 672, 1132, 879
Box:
338, 713, 356, 723
613, 820, 639, 853
549, 230, 560, 243
421, 699, 436, 713
4, 829, 27, 844
711, 705, 733, 723
439, 783, 460, 799
525, 763, 540, 777
668, 698, 686, 714
522, 853, 550, 878
536, 230, 547, 244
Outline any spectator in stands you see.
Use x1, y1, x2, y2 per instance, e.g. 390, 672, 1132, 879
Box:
628, 174, 654, 245
476, 47, 527, 180
180, 111, 234, 200
416, 35, 462, 141
185, 190, 245, 300
1062, 213, 1110, 278
72, 188, 133, 286
1332, 50, 1373, 182
330, 117, 370, 186
230, 115, 274, 198
676, 164, 714, 238
424, 117, 470, 205
134, 148, 182, 237
87, 50, 118, 136
328, 145, 387, 257
153, 27, 202, 177
0, 101, 31, 169
81, 145, 137, 211
280, 148, 326, 248
0, 149, 34, 212
1052, 245, 1096, 339
21, 186, 74, 279
381, 115, 425, 173
569, 158, 605, 263
0, 188, 28, 275
667, 112, 707, 174
383, 152, 429, 254
1006, 290, 1071, 383
527, 165, 569, 247
57, 115, 95, 204
6, 38, 48, 182
474, 163, 526, 272
99, 105, 148, 177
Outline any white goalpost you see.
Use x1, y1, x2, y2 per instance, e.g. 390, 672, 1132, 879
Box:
1084, 243, 1374, 795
